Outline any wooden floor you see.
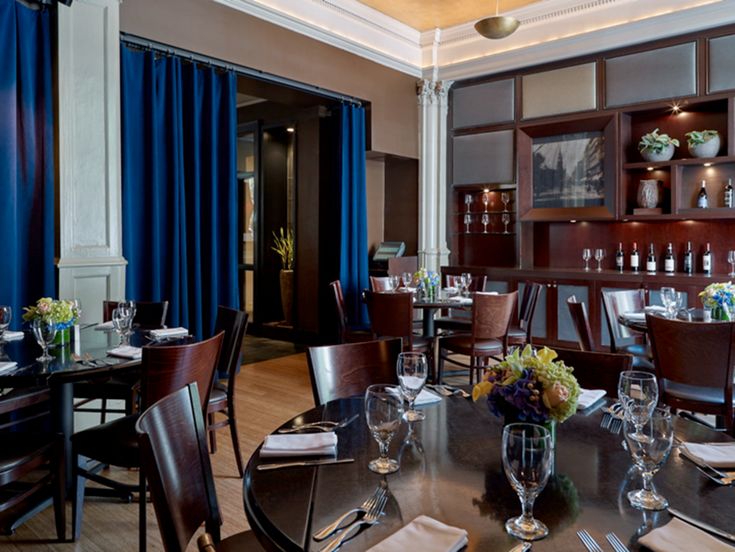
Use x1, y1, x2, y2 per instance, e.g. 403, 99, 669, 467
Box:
1, 352, 316, 551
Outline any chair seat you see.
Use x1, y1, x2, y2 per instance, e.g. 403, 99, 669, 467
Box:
506, 326, 526, 340
208, 387, 227, 409
440, 335, 503, 356
71, 415, 139, 468
0, 434, 54, 477
662, 380, 734, 406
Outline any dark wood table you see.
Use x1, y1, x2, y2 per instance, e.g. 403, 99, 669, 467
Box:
413, 296, 471, 338
619, 309, 710, 333
243, 395, 735, 551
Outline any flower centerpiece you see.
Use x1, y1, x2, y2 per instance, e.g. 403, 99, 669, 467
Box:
22, 298, 79, 345
698, 282, 735, 321
413, 267, 440, 301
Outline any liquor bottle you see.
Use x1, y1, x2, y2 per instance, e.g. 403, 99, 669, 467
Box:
630, 242, 640, 273
683, 241, 693, 275
615, 242, 624, 272
697, 180, 709, 208
703, 242, 713, 276
664, 243, 675, 274
646, 243, 657, 274
725, 178, 734, 208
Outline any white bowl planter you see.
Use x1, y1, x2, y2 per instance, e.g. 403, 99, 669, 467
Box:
641, 144, 675, 162
688, 135, 720, 158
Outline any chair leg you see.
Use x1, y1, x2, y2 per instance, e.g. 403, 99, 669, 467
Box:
100, 398, 107, 424
53, 439, 66, 542
228, 408, 244, 478
208, 413, 217, 453
437, 349, 444, 386
72, 454, 87, 541
139, 471, 146, 552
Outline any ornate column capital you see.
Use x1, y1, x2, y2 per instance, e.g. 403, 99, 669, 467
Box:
416, 78, 435, 106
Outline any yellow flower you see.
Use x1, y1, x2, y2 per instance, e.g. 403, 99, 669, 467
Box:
536, 347, 558, 364
472, 381, 494, 402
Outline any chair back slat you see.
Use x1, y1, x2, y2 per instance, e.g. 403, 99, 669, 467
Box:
601, 289, 645, 349
212, 306, 248, 385
329, 280, 350, 343
103, 300, 169, 330
553, 347, 635, 396
366, 292, 414, 348
519, 282, 543, 332
369, 277, 392, 292
307, 338, 402, 406
472, 291, 517, 341
567, 295, 595, 351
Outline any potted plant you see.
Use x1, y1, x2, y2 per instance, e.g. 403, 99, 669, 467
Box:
271, 227, 294, 325
638, 128, 679, 162
685, 129, 720, 158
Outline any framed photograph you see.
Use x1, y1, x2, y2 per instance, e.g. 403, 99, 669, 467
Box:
518, 116, 618, 221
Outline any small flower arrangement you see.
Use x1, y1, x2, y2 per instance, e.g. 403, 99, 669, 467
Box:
413, 267, 440, 291
472, 346, 580, 424
22, 298, 78, 330
699, 282, 734, 320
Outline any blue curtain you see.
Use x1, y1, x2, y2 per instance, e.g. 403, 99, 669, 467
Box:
338, 104, 369, 327
0, 1, 54, 330
120, 45, 239, 340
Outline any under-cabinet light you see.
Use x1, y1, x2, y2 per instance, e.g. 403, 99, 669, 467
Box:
647, 167, 654, 171
703, 162, 712, 167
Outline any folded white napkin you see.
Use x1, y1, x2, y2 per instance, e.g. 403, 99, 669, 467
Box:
645, 305, 667, 313
149, 327, 188, 339
95, 320, 115, 331
447, 296, 472, 305
414, 388, 443, 406
680, 442, 735, 468
638, 518, 735, 552
260, 433, 337, 458
1, 330, 24, 341
577, 388, 606, 410
106, 346, 142, 360
0, 361, 18, 374
621, 311, 645, 321
367, 515, 468, 552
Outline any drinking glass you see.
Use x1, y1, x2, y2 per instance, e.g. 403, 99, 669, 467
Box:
397, 352, 428, 422
464, 213, 472, 233
112, 307, 133, 346
482, 192, 490, 213
481, 213, 490, 234
502, 213, 511, 234
502, 423, 553, 541
462, 272, 472, 296
31, 319, 56, 362
673, 291, 685, 317
582, 248, 592, 271
364, 384, 403, 474
0, 306, 11, 341
388, 275, 400, 291
618, 371, 659, 440
501, 192, 510, 212
660, 287, 675, 318
402, 272, 413, 289
594, 248, 606, 271
464, 193, 472, 213
624, 407, 673, 510
728, 250, 735, 277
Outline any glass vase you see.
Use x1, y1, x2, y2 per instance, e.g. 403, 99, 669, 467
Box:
52, 327, 70, 347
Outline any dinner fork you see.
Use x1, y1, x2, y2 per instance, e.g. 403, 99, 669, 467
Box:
606, 532, 630, 552
609, 417, 623, 434
278, 414, 359, 434
313, 487, 386, 541
577, 529, 604, 552
321, 492, 388, 552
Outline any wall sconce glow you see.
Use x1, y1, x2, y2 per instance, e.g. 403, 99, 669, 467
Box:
483, 188, 490, 192
569, 219, 577, 223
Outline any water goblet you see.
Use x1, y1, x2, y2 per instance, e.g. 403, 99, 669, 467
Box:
388, 275, 400, 291
464, 193, 472, 213
673, 291, 685, 317
31, 319, 56, 362
502, 213, 511, 234
397, 352, 428, 422
0, 305, 11, 342
502, 423, 553, 541
582, 248, 592, 271
624, 407, 673, 510
482, 192, 490, 213
112, 307, 132, 346
402, 272, 413, 289
464, 213, 472, 233
501, 192, 510, 212
461, 272, 472, 296
594, 248, 606, 271
728, 250, 735, 277
660, 287, 675, 318
364, 384, 403, 474
71, 299, 82, 324
618, 371, 659, 440
481, 213, 490, 234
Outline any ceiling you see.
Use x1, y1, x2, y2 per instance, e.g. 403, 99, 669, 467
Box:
357, 0, 542, 31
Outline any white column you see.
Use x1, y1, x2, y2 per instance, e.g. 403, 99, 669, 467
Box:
417, 78, 453, 273
57, 0, 126, 324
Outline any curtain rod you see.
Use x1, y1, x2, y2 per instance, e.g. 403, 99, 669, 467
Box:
120, 33, 362, 107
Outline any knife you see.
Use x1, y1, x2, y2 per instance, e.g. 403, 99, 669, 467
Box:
667, 508, 735, 543
256, 458, 355, 471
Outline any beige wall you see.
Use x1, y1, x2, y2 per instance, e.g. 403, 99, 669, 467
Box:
365, 159, 385, 254
119, 0, 418, 159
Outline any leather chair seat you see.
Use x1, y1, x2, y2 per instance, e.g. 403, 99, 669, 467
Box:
208, 387, 227, 408
662, 380, 733, 406
440, 335, 503, 355
0, 434, 54, 477
506, 326, 525, 340
71, 415, 139, 468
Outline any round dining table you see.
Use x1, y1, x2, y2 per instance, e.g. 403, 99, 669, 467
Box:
619, 308, 709, 333
243, 393, 735, 551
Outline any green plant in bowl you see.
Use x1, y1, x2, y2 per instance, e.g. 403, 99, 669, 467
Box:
685, 129, 719, 146
685, 129, 720, 158
638, 128, 679, 162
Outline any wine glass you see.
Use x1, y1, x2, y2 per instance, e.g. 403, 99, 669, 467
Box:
462, 272, 472, 296
502, 423, 553, 541
397, 352, 428, 422
112, 307, 132, 346
464, 193, 472, 213
624, 407, 673, 510
482, 192, 490, 213
71, 299, 82, 325
660, 287, 675, 318
31, 319, 56, 362
673, 291, 685, 317
0, 306, 11, 342
728, 250, 735, 277
388, 275, 400, 291
402, 272, 413, 289
502, 213, 510, 234
582, 248, 592, 271
481, 213, 490, 234
501, 192, 510, 212
618, 371, 659, 440
364, 384, 403, 474
464, 213, 472, 233
594, 248, 606, 271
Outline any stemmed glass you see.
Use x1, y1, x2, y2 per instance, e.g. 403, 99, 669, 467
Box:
618, 371, 659, 441
624, 407, 673, 510
660, 287, 676, 318
462, 272, 472, 296
464, 193, 472, 213
112, 307, 133, 346
501, 192, 510, 212
31, 319, 57, 362
481, 213, 490, 234
728, 250, 735, 277
464, 213, 472, 233
482, 192, 490, 213
397, 352, 428, 422
582, 248, 592, 271
402, 272, 413, 289
502, 423, 553, 541
388, 275, 400, 291
502, 213, 511, 234
594, 248, 606, 271
0, 306, 11, 342
365, 384, 403, 474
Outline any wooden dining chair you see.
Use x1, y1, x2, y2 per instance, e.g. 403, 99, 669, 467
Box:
600, 289, 654, 369
506, 281, 543, 349
567, 295, 595, 351
307, 338, 402, 406
0, 387, 64, 540
136, 383, 263, 552
369, 276, 393, 291
434, 274, 488, 334
72, 332, 224, 551
365, 291, 432, 364
103, 300, 170, 330
206, 306, 248, 477
437, 291, 517, 385
647, 314, 735, 435
329, 280, 371, 344
553, 347, 635, 397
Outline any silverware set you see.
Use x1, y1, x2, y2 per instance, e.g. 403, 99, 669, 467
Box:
600, 402, 623, 434
427, 384, 470, 398
71, 353, 116, 367
577, 529, 629, 552
315, 487, 388, 551
277, 413, 359, 434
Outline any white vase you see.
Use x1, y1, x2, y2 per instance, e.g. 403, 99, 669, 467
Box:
688, 135, 720, 158
637, 179, 660, 209
640, 144, 674, 162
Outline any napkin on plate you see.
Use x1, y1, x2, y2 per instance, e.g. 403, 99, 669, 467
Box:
621, 311, 646, 321
367, 515, 468, 552
106, 346, 142, 360
638, 517, 735, 552
149, 327, 188, 339
260, 433, 337, 458
414, 388, 443, 406
2, 331, 24, 341
447, 296, 472, 305
0, 361, 18, 374
576, 388, 606, 410
645, 305, 668, 313
95, 320, 115, 331
679, 442, 735, 468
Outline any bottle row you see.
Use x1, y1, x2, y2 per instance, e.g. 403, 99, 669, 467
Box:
696, 178, 734, 209
612, 241, 726, 275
